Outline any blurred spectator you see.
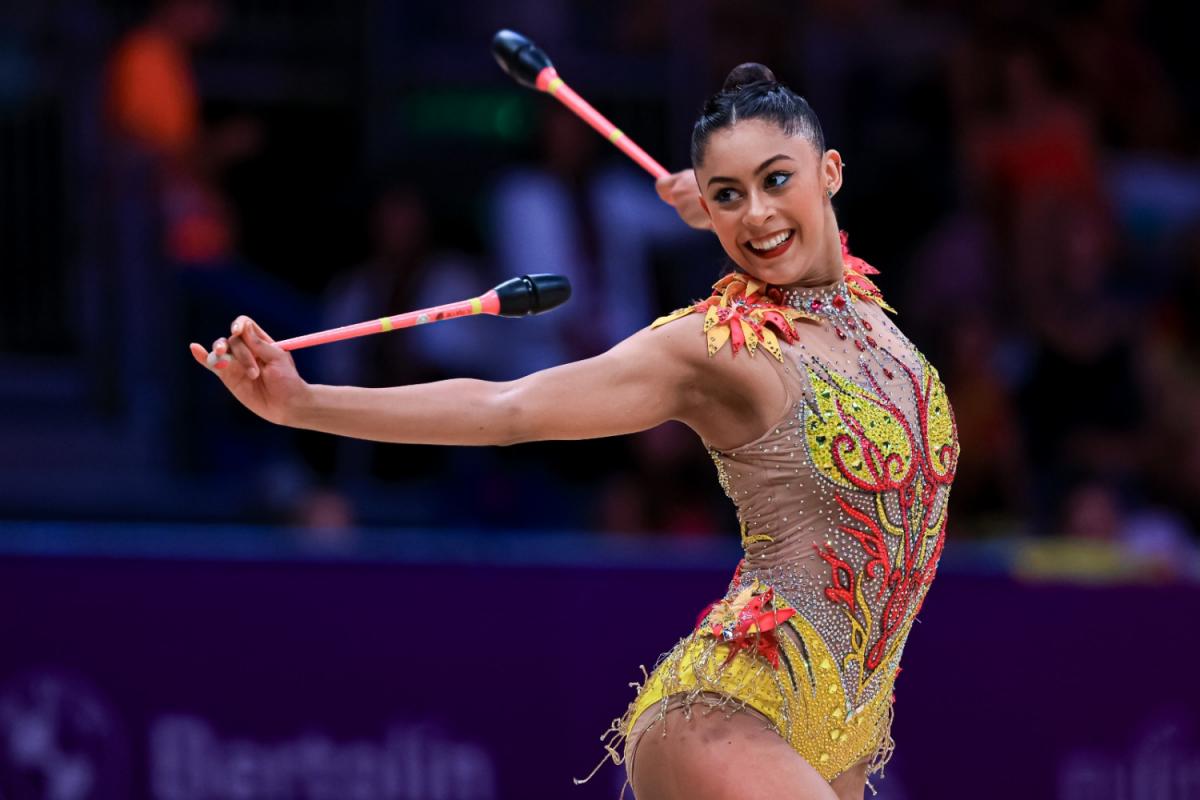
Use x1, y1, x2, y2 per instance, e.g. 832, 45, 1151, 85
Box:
317, 183, 493, 492
1060, 0, 1184, 153
1016, 196, 1147, 530
488, 104, 715, 534
101, 0, 318, 487
1038, 481, 1196, 582
104, 0, 252, 266
102, 0, 310, 331
319, 184, 475, 389
963, 44, 1102, 241
597, 422, 727, 536
611, 0, 670, 54
1141, 222, 1200, 535
938, 309, 1030, 535
904, 210, 1000, 356
489, 104, 698, 372
1059, 480, 1124, 541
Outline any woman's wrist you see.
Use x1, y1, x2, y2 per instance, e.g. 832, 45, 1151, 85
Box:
281, 380, 320, 429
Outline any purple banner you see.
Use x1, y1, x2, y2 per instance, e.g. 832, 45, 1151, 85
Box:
1, 544, 1197, 799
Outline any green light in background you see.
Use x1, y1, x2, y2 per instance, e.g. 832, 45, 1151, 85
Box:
400, 91, 533, 143
493, 96, 524, 140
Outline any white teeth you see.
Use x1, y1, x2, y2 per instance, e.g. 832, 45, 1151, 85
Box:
749, 230, 792, 251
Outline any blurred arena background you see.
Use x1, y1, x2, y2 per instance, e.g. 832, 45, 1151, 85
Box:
2, 0, 1199, 797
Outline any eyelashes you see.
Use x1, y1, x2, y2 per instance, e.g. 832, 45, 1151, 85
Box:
764, 171, 791, 189
712, 171, 793, 204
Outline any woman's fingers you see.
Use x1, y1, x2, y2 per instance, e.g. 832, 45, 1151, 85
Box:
238, 319, 285, 363
244, 317, 275, 345
240, 315, 275, 343
654, 169, 711, 231
659, 172, 686, 205
231, 315, 276, 344
655, 174, 674, 204
226, 319, 259, 374
192, 317, 281, 378
231, 315, 251, 338
228, 335, 258, 379
190, 339, 235, 374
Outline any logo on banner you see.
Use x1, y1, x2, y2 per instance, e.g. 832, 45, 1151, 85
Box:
1058, 712, 1200, 800
151, 715, 498, 800
0, 669, 130, 799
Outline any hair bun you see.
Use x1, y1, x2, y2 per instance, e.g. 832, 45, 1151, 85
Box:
722, 63, 777, 92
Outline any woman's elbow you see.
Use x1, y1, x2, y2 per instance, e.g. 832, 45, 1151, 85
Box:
489, 382, 533, 446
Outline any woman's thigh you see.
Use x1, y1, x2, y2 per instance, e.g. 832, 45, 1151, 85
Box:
829, 759, 868, 800
629, 702, 841, 800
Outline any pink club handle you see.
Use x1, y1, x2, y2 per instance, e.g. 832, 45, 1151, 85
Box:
534, 67, 669, 180
277, 291, 501, 352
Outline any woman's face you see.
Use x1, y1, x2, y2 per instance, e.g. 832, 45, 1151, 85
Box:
694, 119, 843, 286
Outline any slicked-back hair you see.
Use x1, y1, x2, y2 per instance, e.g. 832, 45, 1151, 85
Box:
692, 63, 825, 166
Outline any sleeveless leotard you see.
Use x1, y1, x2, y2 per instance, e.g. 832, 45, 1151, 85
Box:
577, 236, 960, 795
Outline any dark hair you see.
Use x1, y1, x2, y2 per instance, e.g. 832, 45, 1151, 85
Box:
691, 63, 825, 166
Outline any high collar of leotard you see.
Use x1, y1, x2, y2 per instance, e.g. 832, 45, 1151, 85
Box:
650, 230, 895, 361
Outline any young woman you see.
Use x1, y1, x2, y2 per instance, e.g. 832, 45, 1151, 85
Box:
190, 63, 960, 800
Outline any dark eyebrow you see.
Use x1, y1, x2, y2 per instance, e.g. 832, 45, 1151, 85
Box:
706, 154, 795, 187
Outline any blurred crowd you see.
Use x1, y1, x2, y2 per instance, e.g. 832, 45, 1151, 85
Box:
3, 0, 1200, 568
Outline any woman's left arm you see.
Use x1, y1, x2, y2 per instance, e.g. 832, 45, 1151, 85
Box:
192, 313, 710, 447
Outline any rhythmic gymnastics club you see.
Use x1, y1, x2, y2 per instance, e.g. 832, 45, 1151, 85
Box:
206, 273, 570, 368
491, 29, 670, 181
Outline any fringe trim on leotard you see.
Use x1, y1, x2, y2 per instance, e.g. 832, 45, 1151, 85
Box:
863, 695, 896, 795
571, 715, 632, 799
571, 664, 649, 800
572, 623, 796, 798
574, 623, 900, 798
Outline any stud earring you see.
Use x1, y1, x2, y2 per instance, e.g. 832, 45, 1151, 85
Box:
827, 188, 834, 199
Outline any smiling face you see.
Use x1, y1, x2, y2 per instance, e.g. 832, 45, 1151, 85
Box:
694, 119, 844, 287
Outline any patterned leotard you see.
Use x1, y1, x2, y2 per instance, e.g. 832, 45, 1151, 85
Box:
578, 237, 960, 795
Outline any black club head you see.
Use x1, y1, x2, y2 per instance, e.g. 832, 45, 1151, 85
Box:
491, 29, 554, 89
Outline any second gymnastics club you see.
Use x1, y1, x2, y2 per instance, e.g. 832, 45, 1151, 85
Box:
207, 274, 570, 368
491, 29, 669, 181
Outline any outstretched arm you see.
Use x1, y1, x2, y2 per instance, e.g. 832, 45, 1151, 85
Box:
190, 314, 710, 447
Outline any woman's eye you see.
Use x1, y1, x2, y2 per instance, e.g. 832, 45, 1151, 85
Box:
714, 188, 739, 204
765, 171, 791, 189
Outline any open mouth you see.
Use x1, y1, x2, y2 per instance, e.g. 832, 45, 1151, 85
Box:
745, 229, 795, 259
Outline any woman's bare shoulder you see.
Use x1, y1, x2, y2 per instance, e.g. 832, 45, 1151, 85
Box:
638, 306, 710, 365
634, 302, 796, 448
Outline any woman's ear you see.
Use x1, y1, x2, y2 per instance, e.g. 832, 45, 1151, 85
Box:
823, 149, 844, 197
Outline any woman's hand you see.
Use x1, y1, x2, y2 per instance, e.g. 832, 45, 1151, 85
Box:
189, 315, 309, 426
655, 168, 711, 231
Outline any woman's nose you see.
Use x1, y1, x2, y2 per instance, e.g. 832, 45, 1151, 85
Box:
743, 191, 773, 227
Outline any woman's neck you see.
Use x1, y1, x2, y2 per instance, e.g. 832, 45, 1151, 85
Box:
778, 227, 844, 290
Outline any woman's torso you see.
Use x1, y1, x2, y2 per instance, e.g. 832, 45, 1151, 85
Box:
696, 274, 960, 720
